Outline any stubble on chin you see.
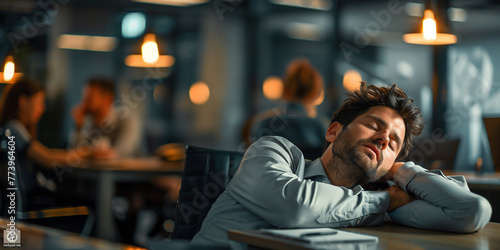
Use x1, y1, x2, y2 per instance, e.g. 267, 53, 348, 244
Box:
330, 133, 381, 187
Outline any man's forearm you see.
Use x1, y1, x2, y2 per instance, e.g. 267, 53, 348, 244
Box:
389, 162, 492, 232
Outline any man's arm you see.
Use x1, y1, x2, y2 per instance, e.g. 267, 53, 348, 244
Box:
227, 136, 390, 228
387, 161, 492, 233
112, 110, 142, 157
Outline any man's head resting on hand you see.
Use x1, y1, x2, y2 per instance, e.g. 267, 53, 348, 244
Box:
320, 82, 424, 188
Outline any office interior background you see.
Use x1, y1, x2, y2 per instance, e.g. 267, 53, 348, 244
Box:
1, 0, 499, 172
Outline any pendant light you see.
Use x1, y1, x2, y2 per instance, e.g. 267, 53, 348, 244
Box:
403, 1, 457, 45
125, 32, 174, 68
0, 55, 23, 84
141, 33, 160, 64
3, 55, 15, 81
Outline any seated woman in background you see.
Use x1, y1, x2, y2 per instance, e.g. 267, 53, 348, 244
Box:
243, 59, 328, 159
0, 78, 102, 200
0, 78, 94, 169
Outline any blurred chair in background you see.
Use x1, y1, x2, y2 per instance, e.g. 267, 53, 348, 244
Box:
172, 145, 244, 240
406, 138, 460, 170
243, 59, 327, 160
0, 128, 94, 235
483, 117, 500, 172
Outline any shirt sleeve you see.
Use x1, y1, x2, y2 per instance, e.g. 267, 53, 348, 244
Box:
227, 136, 390, 229
69, 116, 92, 148
112, 111, 142, 157
388, 162, 492, 233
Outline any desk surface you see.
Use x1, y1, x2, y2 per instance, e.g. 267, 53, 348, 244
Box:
229, 222, 500, 250
0, 218, 145, 250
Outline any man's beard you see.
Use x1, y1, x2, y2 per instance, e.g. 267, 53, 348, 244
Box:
328, 127, 384, 187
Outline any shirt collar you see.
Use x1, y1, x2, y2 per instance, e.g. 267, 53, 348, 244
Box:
304, 158, 331, 184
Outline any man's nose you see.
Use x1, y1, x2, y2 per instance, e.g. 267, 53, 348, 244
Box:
374, 130, 390, 150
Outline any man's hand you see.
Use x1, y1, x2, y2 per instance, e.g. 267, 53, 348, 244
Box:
382, 161, 405, 182
384, 185, 415, 211
89, 148, 117, 160
72, 105, 87, 131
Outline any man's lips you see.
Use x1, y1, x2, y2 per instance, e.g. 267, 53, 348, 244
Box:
364, 144, 380, 161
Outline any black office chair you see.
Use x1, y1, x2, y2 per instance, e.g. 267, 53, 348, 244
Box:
0, 127, 94, 236
172, 145, 244, 240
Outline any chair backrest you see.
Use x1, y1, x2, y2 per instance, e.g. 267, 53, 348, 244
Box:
406, 138, 460, 170
172, 145, 244, 240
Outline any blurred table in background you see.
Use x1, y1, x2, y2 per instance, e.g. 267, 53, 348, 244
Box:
0, 217, 145, 250
68, 157, 184, 241
444, 170, 500, 223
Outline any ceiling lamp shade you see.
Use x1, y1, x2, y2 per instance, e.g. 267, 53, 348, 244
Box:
125, 32, 174, 68
125, 54, 175, 68
403, 9, 457, 45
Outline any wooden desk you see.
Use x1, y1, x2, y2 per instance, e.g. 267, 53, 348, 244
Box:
68, 157, 184, 241
0, 217, 145, 250
229, 222, 500, 250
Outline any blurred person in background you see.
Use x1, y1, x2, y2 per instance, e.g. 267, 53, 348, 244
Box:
243, 59, 328, 159
71, 77, 177, 245
0, 78, 97, 207
71, 77, 142, 158
0, 78, 94, 171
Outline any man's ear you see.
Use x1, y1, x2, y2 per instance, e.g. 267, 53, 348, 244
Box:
325, 122, 343, 143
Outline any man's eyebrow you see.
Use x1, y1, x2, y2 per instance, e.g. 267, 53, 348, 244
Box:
365, 114, 402, 148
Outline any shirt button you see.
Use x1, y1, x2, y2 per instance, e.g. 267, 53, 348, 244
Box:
356, 219, 361, 225
347, 212, 353, 217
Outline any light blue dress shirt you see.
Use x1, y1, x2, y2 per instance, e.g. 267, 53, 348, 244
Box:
191, 136, 492, 246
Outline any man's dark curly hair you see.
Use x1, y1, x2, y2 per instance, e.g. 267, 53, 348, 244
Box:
324, 82, 424, 160
87, 77, 115, 96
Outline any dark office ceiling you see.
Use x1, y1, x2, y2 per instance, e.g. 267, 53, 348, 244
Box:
2, 0, 500, 16
1, 0, 500, 41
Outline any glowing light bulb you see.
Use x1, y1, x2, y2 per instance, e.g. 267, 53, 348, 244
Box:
3, 56, 15, 82
343, 70, 362, 93
422, 10, 437, 40
262, 76, 283, 100
141, 33, 159, 64
189, 81, 210, 105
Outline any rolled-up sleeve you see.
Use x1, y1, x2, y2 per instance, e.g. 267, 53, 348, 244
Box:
227, 136, 390, 229
388, 162, 492, 233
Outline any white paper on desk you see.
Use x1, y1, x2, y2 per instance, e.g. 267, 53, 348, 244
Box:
260, 228, 378, 243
